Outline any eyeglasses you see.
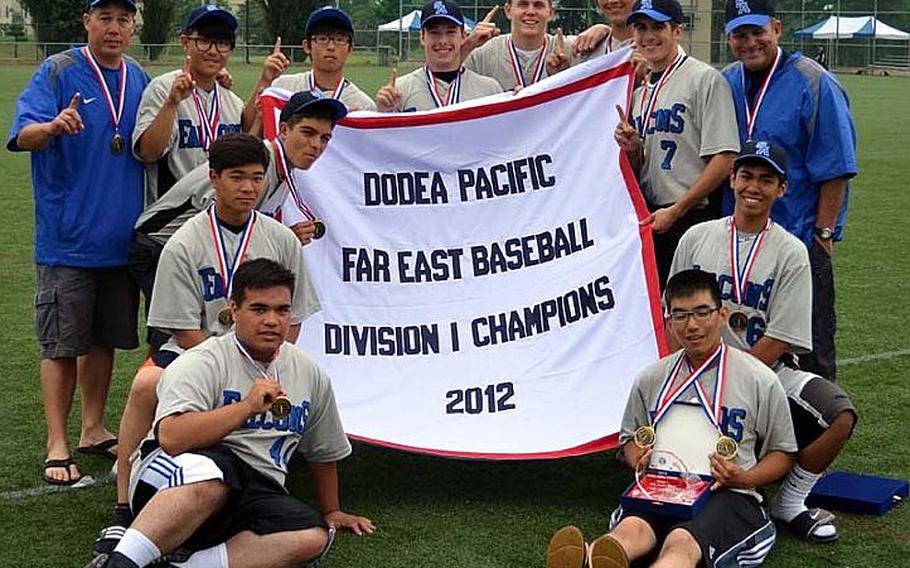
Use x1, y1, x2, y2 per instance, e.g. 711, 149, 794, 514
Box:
309, 33, 350, 46
189, 35, 233, 54
666, 306, 720, 324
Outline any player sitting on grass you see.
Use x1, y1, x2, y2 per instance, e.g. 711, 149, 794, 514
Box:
546, 269, 797, 568
670, 141, 858, 543
89, 259, 372, 568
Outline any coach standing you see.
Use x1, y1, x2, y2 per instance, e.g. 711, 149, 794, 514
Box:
722, 0, 857, 381
7, 0, 149, 485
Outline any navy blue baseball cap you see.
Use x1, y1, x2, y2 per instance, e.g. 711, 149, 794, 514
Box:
734, 140, 787, 177
184, 4, 239, 34
305, 6, 354, 35
280, 90, 348, 124
421, 0, 465, 28
84, 0, 137, 13
725, 0, 775, 34
626, 0, 685, 25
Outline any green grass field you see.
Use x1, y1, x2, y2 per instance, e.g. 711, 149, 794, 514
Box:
0, 63, 908, 567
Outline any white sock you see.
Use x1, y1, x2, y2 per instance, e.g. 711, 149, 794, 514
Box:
772, 464, 820, 521
172, 543, 229, 568
112, 528, 161, 568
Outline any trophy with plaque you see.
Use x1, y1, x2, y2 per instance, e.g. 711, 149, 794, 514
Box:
621, 343, 736, 519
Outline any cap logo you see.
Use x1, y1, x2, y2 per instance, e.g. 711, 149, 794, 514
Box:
309, 89, 325, 99
206, 4, 216, 11
736, 0, 751, 16
641, 0, 654, 10
433, 1, 448, 15
755, 141, 771, 157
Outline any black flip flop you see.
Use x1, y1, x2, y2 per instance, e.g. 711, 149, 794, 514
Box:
42, 458, 83, 486
773, 508, 838, 543
77, 438, 118, 460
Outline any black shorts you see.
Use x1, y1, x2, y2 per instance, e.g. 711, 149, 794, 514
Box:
35, 264, 139, 358
132, 444, 326, 552
615, 490, 777, 568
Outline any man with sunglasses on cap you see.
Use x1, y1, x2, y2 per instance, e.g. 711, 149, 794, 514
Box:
134, 4, 245, 202
375, 0, 501, 112
613, 0, 739, 289
670, 140, 857, 544
93, 91, 346, 561
721, 0, 857, 386
243, 5, 375, 133
8, 0, 150, 487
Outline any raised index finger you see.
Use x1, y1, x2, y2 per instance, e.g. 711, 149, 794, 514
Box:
273, 36, 282, 55
482, 5, 500, 24
615, 104, 627, 123
555, 27, 565, 53
68, 92, 81, 110
182, 55, 192, 75
388, 67, 397, 87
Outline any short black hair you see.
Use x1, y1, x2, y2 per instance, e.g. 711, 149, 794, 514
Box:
208, 134, 270, 175
231, 258, 296, 306
283, 105, 339, 129
733, 157, 787, 183
665, 269, 722, 310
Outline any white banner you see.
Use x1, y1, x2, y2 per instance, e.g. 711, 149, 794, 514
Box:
281, 50, 666, 458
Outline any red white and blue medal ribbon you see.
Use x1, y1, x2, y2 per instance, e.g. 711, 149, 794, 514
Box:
424, 66, 462, 108
207, 205, 257, 300
729, 219, 771, 305
742, 47, 781, 139
637, 52, 687, 140
651, 342, 726, 427
508, 36, 549, 88
81, 46, 127, 136
602, 32, 614, 55
691, 344, 729, 430
307, 73, 346, 101
234, 334, 280, 383
191, 82, 221, 151
272, 139, 316, 222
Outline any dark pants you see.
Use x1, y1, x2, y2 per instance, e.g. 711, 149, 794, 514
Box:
127, 232, 168, 350
801, 240, 837, 381
651, 206, 716, 292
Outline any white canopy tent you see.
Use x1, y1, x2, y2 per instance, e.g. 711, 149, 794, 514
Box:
794, 16, 909, 40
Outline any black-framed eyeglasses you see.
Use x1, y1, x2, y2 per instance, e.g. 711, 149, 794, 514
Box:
309, 33, 351, 46
666, 306, 720, 324
188, 35, 234, 54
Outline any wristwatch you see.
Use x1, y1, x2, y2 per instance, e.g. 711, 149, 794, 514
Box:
814, 227, 834, 240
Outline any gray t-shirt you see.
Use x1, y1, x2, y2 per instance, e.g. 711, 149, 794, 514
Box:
133, 69, 245, 202
621, 346, 797, 500
463, 33, 576, 91
388, 67, 502, 112
153, 332, 352, 486
630, 50, 740, 206
670, 217, 813, 357
148, 208, 320, 354
272, 71, 376, 112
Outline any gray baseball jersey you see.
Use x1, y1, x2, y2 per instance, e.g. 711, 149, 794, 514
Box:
153, 332, 351, 486
272, 71, 377, 112
133, 69, 245, 201
148, 209, 320, 354
390, 67, 502, 112
576, 35, 634, 64
621, 346, 797, 500
463, 33, 576, 91
670, 217, 813, 357
134, 141, 288, 245
630, 50, 740, 207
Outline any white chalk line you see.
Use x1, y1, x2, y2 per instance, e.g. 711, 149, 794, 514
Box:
1, 349, 908, 502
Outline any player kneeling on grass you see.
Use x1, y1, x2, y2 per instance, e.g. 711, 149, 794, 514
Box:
546, 269, 796, 568
89, 259, 373, 568
670, 141, 858, 543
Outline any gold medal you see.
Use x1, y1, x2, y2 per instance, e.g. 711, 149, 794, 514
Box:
633, 425, 656, 449
217, 306, 233, 326
715, 435, 738, 460
728, 311, 748, 332
312, 219, 326, 240
271, 395, 292, 419
111, 133, 124, 155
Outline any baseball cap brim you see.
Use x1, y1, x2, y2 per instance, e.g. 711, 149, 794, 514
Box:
626, 9, 673, 25
280, 97, 348, 124
186, 10, 239, 33
85, 0, 137, 13
422, 14, 464, 28
734, 154, 786, 176
724, 14, 771, 34
306, 8, 354, 34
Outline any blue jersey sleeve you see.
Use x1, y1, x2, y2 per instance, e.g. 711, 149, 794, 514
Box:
806, 74, 858, 184
7, 59, 62, 152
